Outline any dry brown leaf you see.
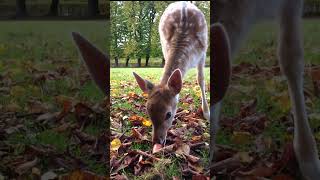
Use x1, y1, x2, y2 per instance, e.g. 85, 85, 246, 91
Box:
15, 157, 38, 175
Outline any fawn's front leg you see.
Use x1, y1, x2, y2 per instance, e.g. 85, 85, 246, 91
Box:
197, 53, 210, 120
278, 1, 320, 179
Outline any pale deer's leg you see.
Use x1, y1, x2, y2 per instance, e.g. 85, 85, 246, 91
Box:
278, 1, 320, 178
209, 19, 252, 168
197, 53, 210, 120
210, 102, 222, 163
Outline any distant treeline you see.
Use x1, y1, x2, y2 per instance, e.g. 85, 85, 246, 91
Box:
0, 0, 109, 19
305, 0, 320, 16
111, 1, 210, 68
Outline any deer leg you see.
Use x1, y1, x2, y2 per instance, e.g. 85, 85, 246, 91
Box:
278, 1, 320, 178
197, 54, 210, 120
210, 102, 222, 163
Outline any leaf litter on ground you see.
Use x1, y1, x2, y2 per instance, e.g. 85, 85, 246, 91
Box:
211, 62, 320, 179
110, 75, 210, 179
0, 60, 109, 179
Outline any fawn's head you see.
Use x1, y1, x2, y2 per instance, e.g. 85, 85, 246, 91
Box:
133, 69, 182, 145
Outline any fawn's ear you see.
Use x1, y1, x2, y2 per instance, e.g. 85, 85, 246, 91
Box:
167, 69, 182, 95
211, 23, 231, 104
133, 72, 154, 93
72, 32, 109, 95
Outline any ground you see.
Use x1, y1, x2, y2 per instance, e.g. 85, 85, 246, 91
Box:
0, 21, 109, 179
212, 19, 320, 179
110, 68, 210, 179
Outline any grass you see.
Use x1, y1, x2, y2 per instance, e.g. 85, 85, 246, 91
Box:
0, 21, 108, 177
111, 67, 210, 179
217, 18, 320, 157
235, 19, 320, 65
111, 56, 211, 67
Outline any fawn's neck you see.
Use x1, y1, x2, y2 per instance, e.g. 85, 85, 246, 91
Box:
160, 51, 189, 85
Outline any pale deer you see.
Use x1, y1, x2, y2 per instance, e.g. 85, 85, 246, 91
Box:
211, 0, 320, 179
133, 1, 209, 145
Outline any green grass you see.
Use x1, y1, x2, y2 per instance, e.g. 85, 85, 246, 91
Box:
111, 67, 210, 119
236, 19, 320, 65
0, 21, 108, 61
0, 21, 108, 110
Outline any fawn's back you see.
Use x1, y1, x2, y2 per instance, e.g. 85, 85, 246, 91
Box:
159, 1, 208, 81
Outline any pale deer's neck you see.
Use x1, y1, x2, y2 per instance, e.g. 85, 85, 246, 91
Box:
160, 52, 188, 85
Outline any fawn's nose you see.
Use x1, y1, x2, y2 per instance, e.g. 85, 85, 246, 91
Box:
153, 136, 166, 145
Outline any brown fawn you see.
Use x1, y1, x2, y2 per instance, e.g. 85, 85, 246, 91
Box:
133, 1, 209, 146
212, 0, 320, 179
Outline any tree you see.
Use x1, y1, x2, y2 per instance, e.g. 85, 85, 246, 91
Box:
111, 1, 209, 67
145, 2, 156, 67
88, 0, 99, 17
48, 0, 59, 16
15, 0, 27, 17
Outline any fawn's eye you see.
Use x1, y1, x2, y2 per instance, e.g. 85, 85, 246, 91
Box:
165, 112, 172, 120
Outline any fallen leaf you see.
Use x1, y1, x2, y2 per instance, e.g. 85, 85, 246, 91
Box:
60, 170, 107, 180
175, 143, 190, 155
192, 175, 209, 180
111, 138, 122, 151
142, 118, 152, 127
41, 171, 57, 180
152, 144, 163, 154
15, 157, 38, 175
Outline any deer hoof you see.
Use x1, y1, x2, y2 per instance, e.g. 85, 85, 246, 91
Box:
203, 110, 210, 120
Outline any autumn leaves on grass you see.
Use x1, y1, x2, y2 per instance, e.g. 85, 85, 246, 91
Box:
110, 75, 210, 179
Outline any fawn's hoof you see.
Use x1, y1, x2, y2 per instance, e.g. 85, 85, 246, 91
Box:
203, 110, 210, 120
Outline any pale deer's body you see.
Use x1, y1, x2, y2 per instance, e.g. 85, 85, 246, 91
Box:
212, 0, 320, 179
159, 1, 208, 84
133, 1, 209, 145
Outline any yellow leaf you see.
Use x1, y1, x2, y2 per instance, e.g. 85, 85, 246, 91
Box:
128, 92, 138, 98
110, 138, 121, 151
142, 92, 148, 98
192, 135, 202, 141
142, 119, 152, 127
203, 132, 210, 139
183, 110, 190, 113
196, 91, 202, 98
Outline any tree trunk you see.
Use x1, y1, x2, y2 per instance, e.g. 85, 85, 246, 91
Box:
115, 56, 119, 67
162, 57, 165, 67
145, 54, 150, 67
48, 0, 59, 16
126, 57, 130, 67
106, 1, 110, 19
88, 0, 99, 17
145, 2, 155, 67
15, 0, 27, 17
137, 57, 141, 67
